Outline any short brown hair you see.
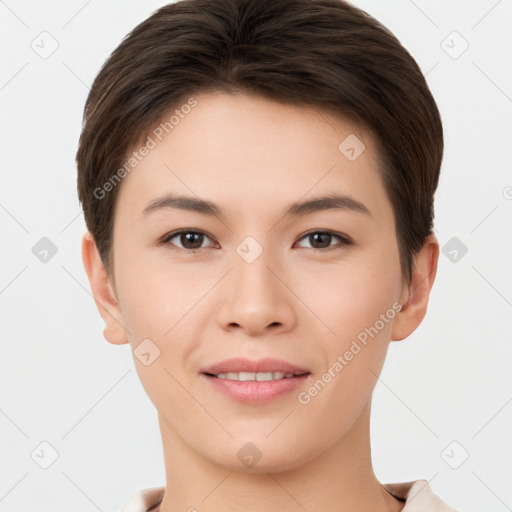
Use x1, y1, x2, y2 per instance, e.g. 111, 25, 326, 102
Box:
76, 0, 443, 283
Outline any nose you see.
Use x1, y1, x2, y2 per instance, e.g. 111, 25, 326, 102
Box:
216, 245, 297, 336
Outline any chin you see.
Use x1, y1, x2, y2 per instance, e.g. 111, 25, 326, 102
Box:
204, 436, 314, 474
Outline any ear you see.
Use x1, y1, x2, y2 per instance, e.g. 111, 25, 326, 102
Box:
391, 235, 439, 341
81, 230, 129, 345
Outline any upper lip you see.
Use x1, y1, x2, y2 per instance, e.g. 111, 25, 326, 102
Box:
201, 357, 310, 375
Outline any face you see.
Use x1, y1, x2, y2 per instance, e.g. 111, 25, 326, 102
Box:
86, 92, 433, 473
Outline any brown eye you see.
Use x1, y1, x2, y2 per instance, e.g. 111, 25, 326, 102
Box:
296, 231, 352, 250
162, 230, 215, 252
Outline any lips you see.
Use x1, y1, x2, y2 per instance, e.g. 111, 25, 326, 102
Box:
201, 357, 310, 376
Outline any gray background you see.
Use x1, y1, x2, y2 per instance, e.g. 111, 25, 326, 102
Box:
1, 0, 511, 510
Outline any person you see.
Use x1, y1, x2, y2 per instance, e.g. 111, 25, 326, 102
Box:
76, 0, 458, 510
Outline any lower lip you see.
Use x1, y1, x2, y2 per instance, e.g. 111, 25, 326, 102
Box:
202, 373, 310, 404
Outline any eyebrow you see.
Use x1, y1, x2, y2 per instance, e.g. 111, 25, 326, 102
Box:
141, 192, 371, 218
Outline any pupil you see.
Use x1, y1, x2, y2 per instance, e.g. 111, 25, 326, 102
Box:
183, 232, 202, 249
311, 233, 330, 248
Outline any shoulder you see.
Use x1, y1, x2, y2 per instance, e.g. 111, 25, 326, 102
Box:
117, 486, 165, 512
383, 479, 459, 511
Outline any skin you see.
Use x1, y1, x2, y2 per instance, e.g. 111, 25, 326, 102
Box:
82, 92, 438, 512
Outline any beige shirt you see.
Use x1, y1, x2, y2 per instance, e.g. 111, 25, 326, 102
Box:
118, 479, 459, 511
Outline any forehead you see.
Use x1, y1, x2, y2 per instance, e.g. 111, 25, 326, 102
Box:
114, 92, 391, 225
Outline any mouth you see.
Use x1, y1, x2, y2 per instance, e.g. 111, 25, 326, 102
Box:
201, 356, 310, 376
203, 371, 310, 381
200, 357, 311, 403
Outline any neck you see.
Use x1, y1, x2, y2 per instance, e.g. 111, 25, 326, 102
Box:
157, 400, 404, 512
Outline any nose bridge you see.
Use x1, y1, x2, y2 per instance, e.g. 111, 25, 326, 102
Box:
216, 234, 295, 334
233, 234, 283, 302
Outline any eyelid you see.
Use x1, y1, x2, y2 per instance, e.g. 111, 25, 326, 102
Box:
294, 230, 353, 249
159, 228, 216, 252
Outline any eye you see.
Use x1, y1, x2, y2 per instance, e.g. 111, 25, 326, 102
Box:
160, 229, 216, 252
160, 229, 352, 253
295, 230, 352, 250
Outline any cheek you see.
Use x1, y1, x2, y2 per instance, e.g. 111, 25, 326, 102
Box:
299, 255, 401, 342
115, 254, 194, 338
297, 251, 400, 402
114, 262, 199, 410
298, 288, 396, 438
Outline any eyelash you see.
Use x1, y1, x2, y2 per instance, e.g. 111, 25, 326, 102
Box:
159, 229, 353, 253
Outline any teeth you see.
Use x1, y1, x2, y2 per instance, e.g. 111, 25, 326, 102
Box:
214, 371, 296, 381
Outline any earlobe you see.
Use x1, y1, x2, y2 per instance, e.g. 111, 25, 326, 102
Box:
391, 235, 439, 342
81, 231, 129, 345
